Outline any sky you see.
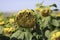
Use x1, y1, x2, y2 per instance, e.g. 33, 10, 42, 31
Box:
0, 0, 60, 12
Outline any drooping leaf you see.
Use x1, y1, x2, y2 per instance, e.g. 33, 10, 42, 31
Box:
10, 30, 22, 39
0, 26, 4, 34
40, 16, 51, 30
50, 4, 57, 8
45, 30, 50, 38
18, 32, 24, 40
23, 32, 33, 40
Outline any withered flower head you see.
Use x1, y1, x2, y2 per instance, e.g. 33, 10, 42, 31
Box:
16, 9, 36, 28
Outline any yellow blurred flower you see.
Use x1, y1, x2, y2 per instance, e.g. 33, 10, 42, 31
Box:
0, 18, 3, 21
4, 27, 16, 34
50, 31, 60, 40
4, 28, 10, 34
0, 21, 5, 25
8, 27, 16, 32
56, 32, 60, 37
9, 18, 14, 24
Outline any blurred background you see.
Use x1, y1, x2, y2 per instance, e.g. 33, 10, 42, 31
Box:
0, 0, 60, 12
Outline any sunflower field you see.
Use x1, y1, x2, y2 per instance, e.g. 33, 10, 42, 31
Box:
0, 3, 60, 40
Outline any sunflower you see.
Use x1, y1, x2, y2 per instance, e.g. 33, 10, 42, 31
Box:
0, 21, 5, 25
16, 9, 36, 28
0, 14, 5, 25
40, 7, 51, 18
48, 30, 60, 40
3, 27, 16, 35
35, 6, 51, 18
9, 18, 14, 24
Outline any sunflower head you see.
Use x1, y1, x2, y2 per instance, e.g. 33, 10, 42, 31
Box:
35, 6, 51, 18
9, 18, 14, 24
49, 30, 60, 40
0, 21, 5, 25
16, 9, 36, 28
39, 8, 51, 18
3, 27, 16, 35
0, 13, 5, 25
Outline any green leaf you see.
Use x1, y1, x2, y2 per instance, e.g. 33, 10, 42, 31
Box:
23, 32, 33, 40
45, 30, 50, 38
40, 16, 51, 30
0, 26, 4, 34
0, 12, 3, 16
53, 9, 59, 11
50, 4, 57, 8
52, 19, 59, 27
18, 32, 24, 40
10, 30, 22, 38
